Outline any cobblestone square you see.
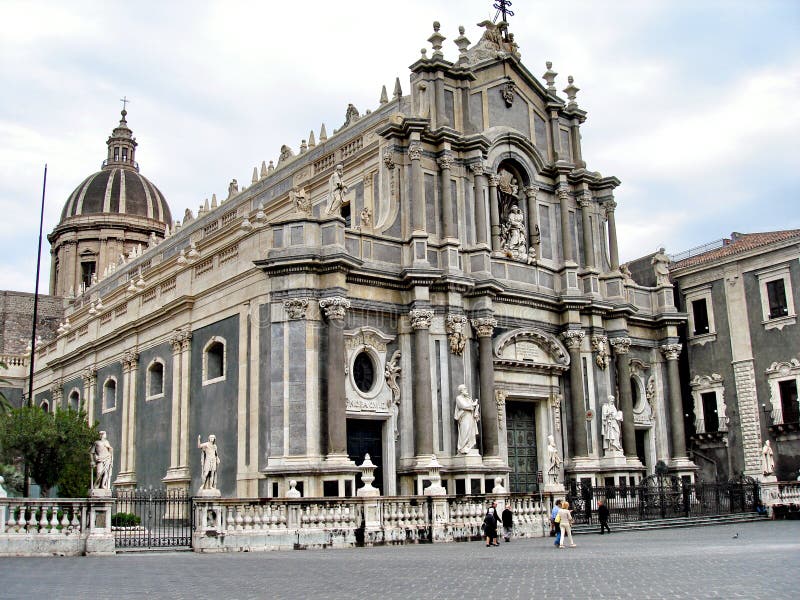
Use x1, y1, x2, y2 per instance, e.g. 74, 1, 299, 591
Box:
1, 521, 797, 599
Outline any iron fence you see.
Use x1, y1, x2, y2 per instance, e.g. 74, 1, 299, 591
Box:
113, 489, 193, 550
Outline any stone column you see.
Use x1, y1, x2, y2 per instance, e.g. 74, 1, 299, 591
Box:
558, 186, 575, 264
549, 110, 562, 161
124, 350, 139, 476
488, 174, 502, 252
660, 344, 687, 459
434, 73, 448, 128
83, 367, 96, 424
320, 296, 351, 457
438, 153, 456, 239
410, 308, 434, 458
178, 332, 192, 468
562, 331, 588, 457
471, 163, 488, 246
610, 337, 637, 458
472, 317, 499, 457
409, 143, 426, 232
168, 332, 184, 471
579, 193, 594, 269
605, 199, 619, 271
525, 185, 540, 252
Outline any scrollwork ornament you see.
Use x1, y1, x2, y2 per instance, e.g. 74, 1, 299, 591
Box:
660, 343, 682, 361
445, 314, 468, 355
591, 335, 609, 369
471, 317, 497, 338
319, 296, 350, 321
551, 393, 563, 432
609, 336, 631, 355
409, 309, 434, 330
495, 389, 507, 427
284, 298, 309, 320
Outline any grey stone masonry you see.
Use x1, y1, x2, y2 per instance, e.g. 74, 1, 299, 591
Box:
733, 359, 762, 477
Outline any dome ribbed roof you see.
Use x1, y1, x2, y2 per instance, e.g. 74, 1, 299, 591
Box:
57, 109, 172, 225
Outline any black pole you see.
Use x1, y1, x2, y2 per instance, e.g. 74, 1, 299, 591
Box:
24, 164, 46, 497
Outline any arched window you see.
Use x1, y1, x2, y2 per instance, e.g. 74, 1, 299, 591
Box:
103, 377, 117, 412
203, 337, 226, 384
68, 388, 80, 411
40, 400, 50, 413
146, 359, 165, 400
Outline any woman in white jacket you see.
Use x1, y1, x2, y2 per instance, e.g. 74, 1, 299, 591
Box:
558, 500, 576, 548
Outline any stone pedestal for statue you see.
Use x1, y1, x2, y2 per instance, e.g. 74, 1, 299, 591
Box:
90, 488, 112, 498
197, 487, 221, 498
543, 482, 566, 493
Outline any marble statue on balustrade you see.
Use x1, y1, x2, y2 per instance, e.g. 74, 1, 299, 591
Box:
454, 384, 480, 455
602, 396, 624, 454
762, 440, 775, 477
198, 434, 221, 496
547, 434, 562, 485
652, 248, 671, 286
90, 430, 113, 496
286, 480, 301, 498
325, 164, 349, 215
501, 205, 527, 260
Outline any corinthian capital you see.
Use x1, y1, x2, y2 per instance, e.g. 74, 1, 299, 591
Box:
557, 187, 570, 203
524, 185, 539, 199
660, 343, 683, 361
487, 173, 500, 187
437, 153, 454, 171
319, 296, 351, 321
609, 336, 632, 355
408, 143, 423, 161
122, 349, 139, 370
561, 330, 585, 350
604, 199, 617, 214
578, 192, 592, 209
471, 317, 497, 338
409, 309, 434, 330
469, 162, 485, 177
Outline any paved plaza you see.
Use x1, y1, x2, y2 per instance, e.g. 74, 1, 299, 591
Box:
1, 521, 798, 600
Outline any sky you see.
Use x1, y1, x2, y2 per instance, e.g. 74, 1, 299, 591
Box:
1, 0, 798, 294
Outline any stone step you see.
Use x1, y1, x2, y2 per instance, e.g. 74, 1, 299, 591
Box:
571, 513, 767, 534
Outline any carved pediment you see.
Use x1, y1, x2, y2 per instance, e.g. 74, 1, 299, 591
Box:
493, 328, 569, 372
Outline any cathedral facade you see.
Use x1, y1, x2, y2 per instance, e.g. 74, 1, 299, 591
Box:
29, 20, 695, 498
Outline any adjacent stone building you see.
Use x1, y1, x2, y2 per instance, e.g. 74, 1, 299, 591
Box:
670, 230, 800, 481
26, 18, 696, 498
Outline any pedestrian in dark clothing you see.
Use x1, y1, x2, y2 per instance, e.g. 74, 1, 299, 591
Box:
483, 501, 500, 546
598, 499, 611, 534
501, 505, 513, 542
551, 499, 562, 547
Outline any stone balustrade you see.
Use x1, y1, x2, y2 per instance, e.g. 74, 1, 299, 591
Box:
0, 497, 114, 556
193, 493, 552, 552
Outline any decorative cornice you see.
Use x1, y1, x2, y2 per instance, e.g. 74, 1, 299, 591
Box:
409, 309, 434, 330
660, 343, 682, 361
471, 317, 497, 338
319, 296, 351, 321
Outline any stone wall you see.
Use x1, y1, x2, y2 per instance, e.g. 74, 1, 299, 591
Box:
0, 291, 63, 354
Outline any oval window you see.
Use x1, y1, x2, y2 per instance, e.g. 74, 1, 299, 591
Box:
353, 351, 376, 393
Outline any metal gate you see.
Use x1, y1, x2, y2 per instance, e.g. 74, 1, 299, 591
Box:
113, 489, 193, 550
566, 475, 760, 525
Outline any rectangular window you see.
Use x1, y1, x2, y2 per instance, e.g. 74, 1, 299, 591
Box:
122, 148, 128, 161
81, 261, 96, 289
113, 147, 119, 160
701, 391, 719, 432
779, 380, 799, 424
692, 298, 710, 335
767, 279, 788, 319
539, 203, 552, 260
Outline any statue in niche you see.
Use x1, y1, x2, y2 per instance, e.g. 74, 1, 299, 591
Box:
198, 434, 220, 490
325, 164, 349, 215
90, 431, 114, 491
501, 205, 527, 259
762, 440, 775, 476
454, 384, 480, 455
547, 434, 562, 485
384, 351, 401, 440
416, 81, 430, 119
601, 395, 623, 454
651, 248, 671, 286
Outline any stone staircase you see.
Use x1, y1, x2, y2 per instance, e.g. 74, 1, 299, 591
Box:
571, 512, 767, 535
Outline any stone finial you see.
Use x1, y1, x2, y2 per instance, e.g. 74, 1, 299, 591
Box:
543, 61, 557, 93
308, 130, 316, 147
454, 25, 470, 65
423, 456, 446, 496
420, 47, 427, 59
393, 77, 402, 99
357, 454, 380, 497
267, 160, 275, 174
254, 201, 266, 223
260, 160, 268, 179
379, 84, 388, 104
211, 193, 218, 207
319, 123, 328, 142
563, 75, 580, 108
428, 21, 446, 59
252, 167, 258, 183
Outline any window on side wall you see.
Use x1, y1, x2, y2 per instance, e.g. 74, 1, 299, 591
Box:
146, 359, 165, 400
685, 284, 715, 344
102, 377, 117, 412
757, 265, 796, 330
203, 338, 226, 385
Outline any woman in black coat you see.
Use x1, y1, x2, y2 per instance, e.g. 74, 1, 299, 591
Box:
483, 501, 500, 547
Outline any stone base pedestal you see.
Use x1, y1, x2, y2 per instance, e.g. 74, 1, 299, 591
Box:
197, 487, 221, 498
543, 483, 566, 494
669, 457, 699, 482
90, 488, 112, 498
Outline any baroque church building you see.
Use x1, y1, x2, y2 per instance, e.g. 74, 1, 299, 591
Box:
29, 19, 697, 498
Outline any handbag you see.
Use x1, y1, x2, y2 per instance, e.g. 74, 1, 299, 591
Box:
555, 513, 561, 524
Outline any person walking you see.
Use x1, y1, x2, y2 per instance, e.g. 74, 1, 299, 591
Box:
551, 499, 562, 547
558, 500, 576, 548
483, 501, 500, 547
501, 504, 513, 542
598, 499, 611, 534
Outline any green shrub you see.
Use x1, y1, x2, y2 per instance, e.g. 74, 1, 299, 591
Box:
111, 512, 141, 527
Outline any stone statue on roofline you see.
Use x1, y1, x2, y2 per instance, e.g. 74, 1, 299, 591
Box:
325, 164, 349, 215
652, 248, 671, 286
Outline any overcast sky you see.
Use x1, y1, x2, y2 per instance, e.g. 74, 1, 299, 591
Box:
1, 0, 798, 294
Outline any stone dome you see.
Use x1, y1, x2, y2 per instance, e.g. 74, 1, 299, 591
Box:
58, 109, 172, 225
